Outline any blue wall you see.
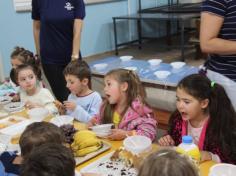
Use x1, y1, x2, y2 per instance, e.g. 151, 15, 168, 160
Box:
0, 0, 168, 77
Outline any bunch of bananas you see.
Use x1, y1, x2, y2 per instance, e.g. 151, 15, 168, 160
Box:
71, 130, 103, 157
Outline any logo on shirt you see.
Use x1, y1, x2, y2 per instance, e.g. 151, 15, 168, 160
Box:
64, 2, 74, 11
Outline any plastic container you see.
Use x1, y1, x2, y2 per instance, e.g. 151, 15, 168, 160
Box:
209, 164, 236, 176
176, 135, 201, 164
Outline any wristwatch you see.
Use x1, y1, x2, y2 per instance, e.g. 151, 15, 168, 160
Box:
71, 54, 79, 60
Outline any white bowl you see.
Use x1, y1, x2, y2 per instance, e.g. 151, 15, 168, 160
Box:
94, 63, 108, 70
148, 59, 162, 66
154, 71, 171, 79
124, 67, 137, 71
209, 164, 236, 176
27, 107, 49, 122
4, 102, 25, 112
120, 56, 133, 62
0, 96, 13, 105
123, 135, 152, 155
170, 61, 186, 69
50, 115, 74, 127
91, 123, 113, 134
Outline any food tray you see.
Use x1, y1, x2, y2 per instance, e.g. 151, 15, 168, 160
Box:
0, 115, 28, 129
80, 152, 137, 176
75, 141, 111, 165
3, 102, 25, 112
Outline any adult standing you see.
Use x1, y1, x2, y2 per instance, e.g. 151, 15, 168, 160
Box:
32, 0, 85, 102
200, 0, 236, 110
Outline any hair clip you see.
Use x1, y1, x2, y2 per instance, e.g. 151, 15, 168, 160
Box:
211, 81, 215, 88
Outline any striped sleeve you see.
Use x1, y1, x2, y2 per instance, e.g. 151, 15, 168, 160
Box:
201, 0, 227, 17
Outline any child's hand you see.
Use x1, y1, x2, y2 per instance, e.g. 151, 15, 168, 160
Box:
87, 118, 97, 128
54, 100, 66, 115
158, 135, 175, 146
200, 151, 212, 162
107, 129, 127, 141
25, 101, 41, 109
63, 101, 76, 111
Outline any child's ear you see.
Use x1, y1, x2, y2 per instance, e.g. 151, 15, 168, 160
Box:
200, 98, 209, 109
82, 78, 89, 86
121, 82, 128, 92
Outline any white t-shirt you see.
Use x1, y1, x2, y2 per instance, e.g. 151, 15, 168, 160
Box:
20, 87, 58, 114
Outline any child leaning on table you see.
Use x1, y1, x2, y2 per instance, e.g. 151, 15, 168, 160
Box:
15, 64, 58, 115
158, 74, 236, 164
88, 68, 157, 141
0, 122, 66, 176
138, 149, 199, 176
56, 60, 102, 123
20, 143, 75, 176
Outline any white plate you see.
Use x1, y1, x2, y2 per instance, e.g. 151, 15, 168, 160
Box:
0, 96, 12, 105
94, 63, 108, 71
154, 71, 171, 79
120, 55, 133, 62
0, 119, 31, 136
124, 67, 137, 71
0, 115, 27, 129
170, 61, 186, 69
0, 111, 8, 118
3, 102, 25, 112
148, 59, 162, 66
80, 152, 137, 176
50, 115, 74, 127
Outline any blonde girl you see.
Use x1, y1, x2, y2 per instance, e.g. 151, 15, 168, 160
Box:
89, 68, 157, 141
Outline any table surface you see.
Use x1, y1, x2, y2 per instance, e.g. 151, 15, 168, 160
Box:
0, 108, 215, 176
89, 56, 199, 87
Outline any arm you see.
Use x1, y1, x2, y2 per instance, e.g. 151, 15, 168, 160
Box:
33, 20, 41, 56
200, 12, 236, 55
71, 19, 83, 60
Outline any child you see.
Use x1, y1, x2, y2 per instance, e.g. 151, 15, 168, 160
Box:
20, 143, 75, 176
15, 64, 58, 114
0, 47, 40, 98
60, 60, 102, 123
89, 68, 157, 141
138, 149, 199, 176
0, 122, 66, 175
158, 74, 236, 164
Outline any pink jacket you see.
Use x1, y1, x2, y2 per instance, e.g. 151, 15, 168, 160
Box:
95, 99, 157, 141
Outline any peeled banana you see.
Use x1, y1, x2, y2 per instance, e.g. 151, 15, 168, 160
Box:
71, 130, 103, 157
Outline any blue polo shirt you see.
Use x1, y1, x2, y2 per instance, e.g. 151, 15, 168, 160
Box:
32, 0, 85, 65
202, 0, 236, 81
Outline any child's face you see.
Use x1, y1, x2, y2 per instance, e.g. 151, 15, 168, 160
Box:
176, 88, 207, 121
104, 76, 124, 104
65, 75, 84, 96
18, 68, 37, 92
11, 58, 23, 69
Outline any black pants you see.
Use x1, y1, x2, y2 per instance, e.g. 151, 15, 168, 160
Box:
42, 64, 69, 102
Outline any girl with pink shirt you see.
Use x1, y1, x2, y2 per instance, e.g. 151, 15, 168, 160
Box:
158, 74, 236, 164
89, 68, 157, 141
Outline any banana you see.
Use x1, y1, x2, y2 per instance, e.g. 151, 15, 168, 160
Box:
75, 143, 103, 157
79, 137, 102, 149
73, 130, 96, 144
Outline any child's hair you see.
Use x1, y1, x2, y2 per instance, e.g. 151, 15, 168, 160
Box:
19, 122, 65, 158
20, 143, 75, 176
63, 60, 91, 89
103, 68, 146, 123
138, 149, 199, 176
10, 46, 40, 84
15, 64, 42, 85
177, 74, 236, 161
